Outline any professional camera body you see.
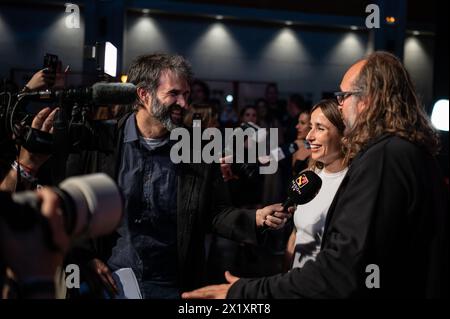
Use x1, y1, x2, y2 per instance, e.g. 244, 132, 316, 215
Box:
1, 48, 137, 154
1, 173, 123, 246
0, 81, 136, 154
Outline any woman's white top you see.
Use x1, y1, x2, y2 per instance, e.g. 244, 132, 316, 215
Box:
292, 167, 348, 269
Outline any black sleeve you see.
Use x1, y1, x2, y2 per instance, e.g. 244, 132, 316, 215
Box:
0, 191, 15, 211
207, 164, 263, 246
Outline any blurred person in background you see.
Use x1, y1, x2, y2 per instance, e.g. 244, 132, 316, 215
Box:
264, 83, 286, 124
190, 79, 211, 105
283, 94, 306, 144
239, 105, 258, 125
291, 107, 312, 176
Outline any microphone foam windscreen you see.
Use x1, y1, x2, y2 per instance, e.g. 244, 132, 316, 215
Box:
92, 82, 137, 105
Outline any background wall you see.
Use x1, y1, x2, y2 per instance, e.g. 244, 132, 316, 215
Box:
0, 1, 437, 109
404, 35, 435, 109
0, 3, 85, 86
124, 12, 370, 104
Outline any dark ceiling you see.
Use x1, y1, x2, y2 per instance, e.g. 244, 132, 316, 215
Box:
183, 0, 437, 25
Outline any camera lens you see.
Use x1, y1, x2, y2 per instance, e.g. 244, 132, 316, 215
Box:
58, 173, 123, 239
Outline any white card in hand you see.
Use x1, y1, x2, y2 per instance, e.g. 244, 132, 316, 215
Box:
112, 268, 142, 299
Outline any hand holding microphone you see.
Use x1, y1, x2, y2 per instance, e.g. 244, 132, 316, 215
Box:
261, 170, 322, 231
256, 204, 295, 230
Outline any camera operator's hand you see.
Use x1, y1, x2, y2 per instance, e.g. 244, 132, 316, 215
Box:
87, 258, 119, 297
37, 187, 70, 252
25, 68, 55, 91
18, 107, 58, 171
0, 187, 69, 298
219, 156, 239, 182
1, 107, 58, 192
255, 203, 294, 230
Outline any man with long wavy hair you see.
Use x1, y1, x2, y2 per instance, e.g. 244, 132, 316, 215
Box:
183, 51, 448, 299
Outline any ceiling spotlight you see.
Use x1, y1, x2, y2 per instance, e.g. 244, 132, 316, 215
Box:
142, 9, 150, 14
285, 21, 293, 26
385, 16, 396, 24
216, 15, 223, 20
226, 94, 234, 103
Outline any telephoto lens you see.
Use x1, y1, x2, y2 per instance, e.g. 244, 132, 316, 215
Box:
56, 173, 123, 239
8, 173, 123, 244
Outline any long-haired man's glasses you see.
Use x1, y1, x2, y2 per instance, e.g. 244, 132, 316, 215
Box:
334, 91, 362, 105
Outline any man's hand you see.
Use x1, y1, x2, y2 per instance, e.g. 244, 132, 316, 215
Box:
182, 271, 239, 299
88, 258, 119, 297
18, 107, 58, 171
37, 187, 70, 253
219, 156, 239, 182
256, 203, 294, 229
25, 68, 55, 91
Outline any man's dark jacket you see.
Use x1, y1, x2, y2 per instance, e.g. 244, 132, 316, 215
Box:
66, 113, 261, 291
228, 134, 449, 298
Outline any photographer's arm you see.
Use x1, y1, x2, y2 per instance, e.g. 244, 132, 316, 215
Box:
23, 68, 55, 91
0, 107, 58, 192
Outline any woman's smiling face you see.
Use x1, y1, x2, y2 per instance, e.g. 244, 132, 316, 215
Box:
306, 107, 342, 165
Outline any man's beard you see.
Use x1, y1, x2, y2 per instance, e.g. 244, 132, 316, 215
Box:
343, 117, 354, 136
152, 95, 185, 132
342, 103, 358, 136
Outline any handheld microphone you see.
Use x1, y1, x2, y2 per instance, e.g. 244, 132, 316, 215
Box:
262, 170, 322, 230
283, 170, 322, 208
18, 82, 137, 105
